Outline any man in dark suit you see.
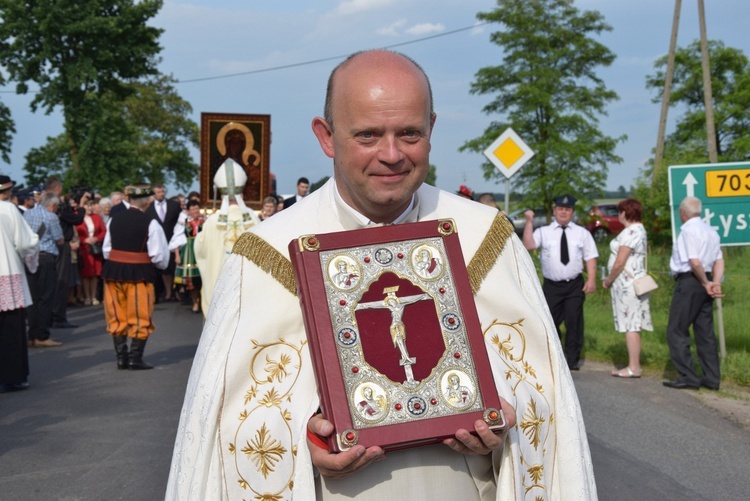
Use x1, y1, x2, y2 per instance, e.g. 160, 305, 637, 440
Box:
145, 184, 182, 300
283, 177, 310, 209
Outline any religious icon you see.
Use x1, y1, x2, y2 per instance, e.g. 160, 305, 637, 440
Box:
441, 371, 476, 410
327, 255, 360, 291
354, 384, 388, 423
411, 244, 443, 280
200, 113, 271, 210
354, 286, 431, 387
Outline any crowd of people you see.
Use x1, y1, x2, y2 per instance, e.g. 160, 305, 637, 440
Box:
0, 166, 309, 385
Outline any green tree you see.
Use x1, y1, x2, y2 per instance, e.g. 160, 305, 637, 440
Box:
0, 95, 13, 164
461, 0, 625, 220
310, 176, 330, 193
0, 0, 191, 191
22, 76, 199, 194
424, 164, 437, 186
635, 41, 750, 246
646, 40, 750, 163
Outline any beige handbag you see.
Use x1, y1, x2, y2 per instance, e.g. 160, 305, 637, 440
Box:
633, 274, 659, 296
628, 250, 658, 296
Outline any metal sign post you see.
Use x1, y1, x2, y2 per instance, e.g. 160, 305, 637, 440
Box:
482, 128, 534, 214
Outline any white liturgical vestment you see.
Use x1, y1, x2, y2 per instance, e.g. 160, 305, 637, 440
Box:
167, 179, 597, 500
194, 204, 260, 316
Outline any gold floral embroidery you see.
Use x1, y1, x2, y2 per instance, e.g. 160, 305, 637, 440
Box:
484, 318, 552, 496
242, 424, 288, 479
265, 353, 292, 383
527, 464, 544, 484
255, 493, 283, 501
258, 388, 284, 408
231, 338, 307, 500
520, 399, 546, 450
245, 385, 258, 404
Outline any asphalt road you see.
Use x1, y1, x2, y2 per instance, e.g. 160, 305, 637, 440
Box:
1, 301, 748, 500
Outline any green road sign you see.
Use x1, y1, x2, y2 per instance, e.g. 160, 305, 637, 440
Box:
668, 161, 750, 246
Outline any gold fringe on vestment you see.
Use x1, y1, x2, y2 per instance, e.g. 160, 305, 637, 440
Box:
467, 213, 514, 294
232, 233, 298, 296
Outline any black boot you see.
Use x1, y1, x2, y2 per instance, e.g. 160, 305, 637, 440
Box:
113, 336, 129, 370
128, 338, 153, 370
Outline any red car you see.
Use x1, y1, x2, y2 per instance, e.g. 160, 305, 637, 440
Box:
584, 204, 624, 242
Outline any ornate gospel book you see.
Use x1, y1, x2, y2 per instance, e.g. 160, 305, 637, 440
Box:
289, 219, 505, 452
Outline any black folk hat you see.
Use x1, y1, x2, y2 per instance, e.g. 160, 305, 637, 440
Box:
0, 175, 15, 192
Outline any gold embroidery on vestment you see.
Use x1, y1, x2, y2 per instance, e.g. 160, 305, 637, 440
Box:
232, 233, 297, 295
520, 399, 546, 450
242, 424, 288, 479
467, 213, 514, 294
483, 319, 551, 497
230, 337, 307, 500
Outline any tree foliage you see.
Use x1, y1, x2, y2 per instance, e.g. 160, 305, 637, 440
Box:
634, 42, 750, 246
0, 0, 199, 193
424, 164, 437, 186
646, 40, 750, 163
461, 0, 624, 219
22, 76, 199, 192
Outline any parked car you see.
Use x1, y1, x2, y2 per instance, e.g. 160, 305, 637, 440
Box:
508, 208, 547, 236
584, 203, 624, 242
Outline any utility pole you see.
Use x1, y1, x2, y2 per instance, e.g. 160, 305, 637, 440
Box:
652, 0, 682, 185
697, 0, 725, 359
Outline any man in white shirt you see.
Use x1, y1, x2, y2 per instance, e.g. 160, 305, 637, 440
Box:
663, 197, 724, 390
523, 195, 598, 370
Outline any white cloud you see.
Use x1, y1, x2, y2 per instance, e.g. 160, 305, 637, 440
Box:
405, 23, 445, 36
334, 0, 397, 16
377, 19, 407, 36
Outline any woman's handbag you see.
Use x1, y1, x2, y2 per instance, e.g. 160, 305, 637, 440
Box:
629, 250, 658, 296
633, 274, 659, 296
89, 241, 103, 256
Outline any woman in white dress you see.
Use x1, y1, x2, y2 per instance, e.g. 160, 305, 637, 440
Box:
602, 198, 653, 378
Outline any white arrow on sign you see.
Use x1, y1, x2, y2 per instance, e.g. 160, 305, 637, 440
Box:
682, 172, 698, 197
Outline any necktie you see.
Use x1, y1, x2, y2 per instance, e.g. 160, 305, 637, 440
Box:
560, 226, 569, 265
158, 202, 166, 222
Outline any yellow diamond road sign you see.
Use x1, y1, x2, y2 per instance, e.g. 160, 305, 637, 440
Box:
483, 128, 534, 179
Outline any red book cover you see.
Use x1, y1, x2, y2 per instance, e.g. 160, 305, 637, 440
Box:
288, 219, 505, 452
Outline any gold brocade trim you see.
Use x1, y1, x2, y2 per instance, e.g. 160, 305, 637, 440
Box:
467, 213, 514, 294
232, 232, 297, 296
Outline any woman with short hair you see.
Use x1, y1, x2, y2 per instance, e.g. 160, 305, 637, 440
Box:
602, 198, 654, 378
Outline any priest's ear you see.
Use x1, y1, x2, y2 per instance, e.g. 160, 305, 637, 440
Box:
311, 117, 334, 159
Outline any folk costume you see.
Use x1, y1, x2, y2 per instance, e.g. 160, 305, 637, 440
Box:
193, 159, 260, 316
170, 212, 204, 293
0, 197, 39, 390
102, 185, 169, 370
167, 179, 597, 500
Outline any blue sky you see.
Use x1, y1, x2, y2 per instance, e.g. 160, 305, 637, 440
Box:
1, 0, 748, 197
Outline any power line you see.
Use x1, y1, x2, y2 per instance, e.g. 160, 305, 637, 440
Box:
0, 21, 487, 92
176, 21, 487, 84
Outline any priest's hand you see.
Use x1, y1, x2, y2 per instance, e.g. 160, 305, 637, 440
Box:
443, 396, 516, 455
307, 413, 385, 478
